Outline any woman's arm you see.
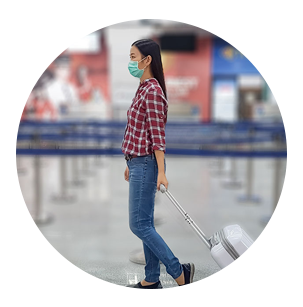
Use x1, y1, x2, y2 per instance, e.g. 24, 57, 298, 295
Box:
154, 149, 168, 190
144, 89, 168, 190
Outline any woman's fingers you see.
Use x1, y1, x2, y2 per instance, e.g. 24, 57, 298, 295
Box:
124, 167, 129, 181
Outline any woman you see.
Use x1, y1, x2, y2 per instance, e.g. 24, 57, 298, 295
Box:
121, 39, 195, 289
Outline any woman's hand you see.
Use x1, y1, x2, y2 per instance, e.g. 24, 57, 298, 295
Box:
157, 172, 168, 191
124, 166, 129, 182
153, 150, 167, 191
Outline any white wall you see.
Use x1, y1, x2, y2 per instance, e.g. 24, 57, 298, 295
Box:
105, 25, 155, 107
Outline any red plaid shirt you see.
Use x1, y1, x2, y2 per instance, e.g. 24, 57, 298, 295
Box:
121, 78, 168, 155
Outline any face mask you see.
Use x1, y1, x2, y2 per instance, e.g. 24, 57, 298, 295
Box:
128, 57, 147, 78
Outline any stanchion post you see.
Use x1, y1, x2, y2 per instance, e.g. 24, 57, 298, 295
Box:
238, 126, 261, 204
16, 156, 27, 175
261, 134, 287, 227
212, 123, 226, 176
222, 123, 242, 188
81, 121, 87, 170
82, 120, 94, 175
95, 121, 103, 166
32, 132, 52, 224
71, 124, 85, 186
52, 128, 75, 203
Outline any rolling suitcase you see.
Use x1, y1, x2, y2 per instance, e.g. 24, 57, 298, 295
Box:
160, 184, 287, 289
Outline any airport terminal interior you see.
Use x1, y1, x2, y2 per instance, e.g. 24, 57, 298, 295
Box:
17, 152, 286, 288
16, 19, 287, 288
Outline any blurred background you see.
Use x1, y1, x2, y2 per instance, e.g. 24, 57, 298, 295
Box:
16, 19, 287, 121
16, 19, 286, 288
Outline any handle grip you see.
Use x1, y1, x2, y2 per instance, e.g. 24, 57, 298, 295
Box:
160, 183, 167, 193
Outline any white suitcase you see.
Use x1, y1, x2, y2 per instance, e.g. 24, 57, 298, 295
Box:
160, 184, 287, 289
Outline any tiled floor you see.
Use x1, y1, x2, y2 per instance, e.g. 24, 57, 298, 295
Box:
17, 154, 286, 288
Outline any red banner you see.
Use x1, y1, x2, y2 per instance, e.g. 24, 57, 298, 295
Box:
16, 37, 110, 120
161, 37, 212, 121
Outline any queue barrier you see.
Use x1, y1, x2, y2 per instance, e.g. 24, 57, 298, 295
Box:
17, 147, 286, 225
16, 148, 286, 157
16, 120, 287, 227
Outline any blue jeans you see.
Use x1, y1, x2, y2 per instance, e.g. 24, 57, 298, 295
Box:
126, 154, 183, 283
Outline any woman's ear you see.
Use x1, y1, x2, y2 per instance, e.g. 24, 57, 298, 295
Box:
147, 55, 152, 65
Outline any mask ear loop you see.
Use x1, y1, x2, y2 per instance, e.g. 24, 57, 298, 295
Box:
139, 56, 148, 70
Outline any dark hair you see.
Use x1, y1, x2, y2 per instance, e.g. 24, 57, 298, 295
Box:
132, 39, 167, 99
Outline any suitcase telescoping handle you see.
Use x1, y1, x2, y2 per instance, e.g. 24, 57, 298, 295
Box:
160, 184, 212, 250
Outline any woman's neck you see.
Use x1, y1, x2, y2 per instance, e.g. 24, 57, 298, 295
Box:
140, 69, 154, 83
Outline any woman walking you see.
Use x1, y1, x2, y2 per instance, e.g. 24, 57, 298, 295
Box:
121, 39, 195, 289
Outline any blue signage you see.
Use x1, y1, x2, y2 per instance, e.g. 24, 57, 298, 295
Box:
212, 37, 287, 78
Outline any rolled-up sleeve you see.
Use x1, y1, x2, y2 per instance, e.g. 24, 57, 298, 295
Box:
144, 90, 167, 153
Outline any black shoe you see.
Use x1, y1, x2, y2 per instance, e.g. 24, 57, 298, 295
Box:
126, 280, 163, 289
179, 263, 195, 286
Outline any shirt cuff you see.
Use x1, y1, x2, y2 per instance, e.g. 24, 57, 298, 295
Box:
153, 146, 165, 152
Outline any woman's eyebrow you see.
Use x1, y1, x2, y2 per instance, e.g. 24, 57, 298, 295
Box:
130, 53, 135, 56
